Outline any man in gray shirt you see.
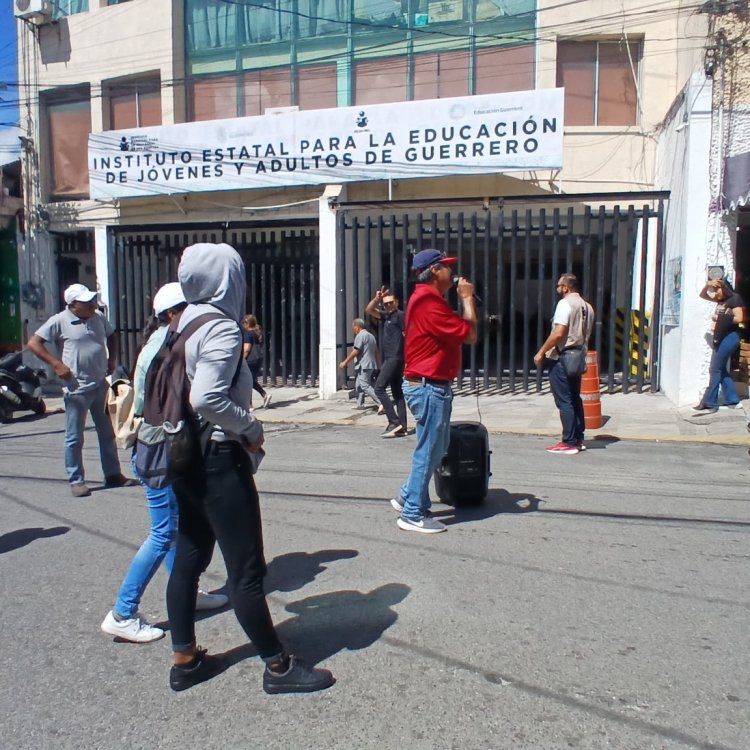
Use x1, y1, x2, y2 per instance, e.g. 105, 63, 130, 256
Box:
339, 318, 382, 410
28, 284, 135, 497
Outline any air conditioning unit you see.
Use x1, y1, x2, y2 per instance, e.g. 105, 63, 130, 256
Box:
14, 0, 52, 21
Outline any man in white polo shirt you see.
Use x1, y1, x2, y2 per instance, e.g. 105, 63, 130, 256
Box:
28, 284, 136, 497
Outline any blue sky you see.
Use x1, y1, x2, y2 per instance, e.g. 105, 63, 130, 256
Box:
0, 2, 21, 164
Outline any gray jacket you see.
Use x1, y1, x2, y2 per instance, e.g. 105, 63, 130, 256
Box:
177, 242, 262, 444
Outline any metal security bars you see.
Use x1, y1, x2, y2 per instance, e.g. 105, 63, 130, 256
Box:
337, 199, 666, 394
111, 225, 319, 385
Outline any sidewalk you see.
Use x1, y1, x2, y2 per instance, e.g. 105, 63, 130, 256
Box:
42, 386, 749, 445
257, 387, 750, 444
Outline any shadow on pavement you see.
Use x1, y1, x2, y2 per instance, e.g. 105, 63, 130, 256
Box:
265, 549, 359, 594
585, 434, 621, 449
437, 489, 542, 526
0, 427, 66, 440
278, 583, 411, 666
153, 549, 361, 633
220, 583, 411, 669
0, 526, 70, 554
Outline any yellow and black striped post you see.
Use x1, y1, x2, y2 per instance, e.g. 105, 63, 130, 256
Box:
615, 309, 650, 378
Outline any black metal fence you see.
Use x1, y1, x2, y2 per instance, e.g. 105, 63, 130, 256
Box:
337, 198, 666, 393
111, 224, 319, 385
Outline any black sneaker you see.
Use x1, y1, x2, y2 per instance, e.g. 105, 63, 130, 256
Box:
263, 656, 335, 695
169, 647, 227, 692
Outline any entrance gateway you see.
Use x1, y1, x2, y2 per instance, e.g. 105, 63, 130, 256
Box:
83, 90, 664, 393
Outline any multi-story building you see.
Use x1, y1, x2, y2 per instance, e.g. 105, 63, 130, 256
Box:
15, 0, 714, 402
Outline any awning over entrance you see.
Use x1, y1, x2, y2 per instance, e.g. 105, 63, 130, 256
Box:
723, 151, 750, 211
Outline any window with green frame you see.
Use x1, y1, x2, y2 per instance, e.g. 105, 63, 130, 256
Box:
52, 0, 88, 19
185, 0, 535, 116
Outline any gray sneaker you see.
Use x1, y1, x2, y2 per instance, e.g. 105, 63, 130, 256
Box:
397, 516, 446, 534
390, 497, 405, 512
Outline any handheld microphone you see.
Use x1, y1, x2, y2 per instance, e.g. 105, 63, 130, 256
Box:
452, 274, 482, 305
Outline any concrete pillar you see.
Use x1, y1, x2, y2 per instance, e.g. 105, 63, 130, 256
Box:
94, 226, 113, 320
318, 185, 346, 399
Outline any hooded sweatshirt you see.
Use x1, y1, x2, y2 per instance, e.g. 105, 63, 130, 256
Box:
177, 243, 262, 444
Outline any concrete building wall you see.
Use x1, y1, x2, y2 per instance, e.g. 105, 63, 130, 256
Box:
536, 0, 707, 192
14, 2, 717, 398
17, 1, 709, 231
656, 72, 713, 406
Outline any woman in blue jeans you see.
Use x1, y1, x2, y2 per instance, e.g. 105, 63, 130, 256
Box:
100, 284, 227, 644
695, 278, 746, 412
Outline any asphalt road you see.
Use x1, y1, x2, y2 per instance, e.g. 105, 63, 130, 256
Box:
1, 410, 748, 750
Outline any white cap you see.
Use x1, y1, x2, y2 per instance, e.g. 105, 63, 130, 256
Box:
152, 282, 186, 315
64, 283, 97, 305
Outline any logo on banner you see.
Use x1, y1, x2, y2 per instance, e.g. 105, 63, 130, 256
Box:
119, 134, 158, 152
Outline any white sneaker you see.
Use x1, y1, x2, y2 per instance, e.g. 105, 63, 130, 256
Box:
196, 589, 228, 610
101, 610, 164, 643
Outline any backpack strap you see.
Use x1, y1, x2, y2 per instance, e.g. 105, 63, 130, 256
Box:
170, 311, 244, 387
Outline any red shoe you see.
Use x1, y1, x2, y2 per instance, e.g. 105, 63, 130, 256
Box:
545, 441, 579, 455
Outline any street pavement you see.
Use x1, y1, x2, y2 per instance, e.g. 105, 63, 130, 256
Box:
1, 395, 748, 749
43, 383, 750, 445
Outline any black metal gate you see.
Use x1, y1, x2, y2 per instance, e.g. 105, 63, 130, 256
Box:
337, 196, 666, 394
111, 224, 319, 386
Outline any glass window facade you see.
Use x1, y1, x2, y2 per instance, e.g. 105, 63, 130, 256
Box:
185, 0, 536, 118
52, 0, 88, 19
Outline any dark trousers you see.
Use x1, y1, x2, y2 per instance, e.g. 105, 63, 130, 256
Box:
248, 363, 267, 399
167, 443, 283, 659
374, 358, 407, 428
548, 359, 585, 446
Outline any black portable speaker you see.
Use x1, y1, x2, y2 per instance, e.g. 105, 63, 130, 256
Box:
434, 421, 491, 506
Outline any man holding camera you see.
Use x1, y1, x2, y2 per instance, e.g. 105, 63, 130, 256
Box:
366, 287, 407, 437
390, 249, 477, 534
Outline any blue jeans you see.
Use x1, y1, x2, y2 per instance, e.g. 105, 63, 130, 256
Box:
113, 456, 178, 618
399, 380, 453, 520
548, 359, 585, 446
702, 331, 740, 408
63, 380, 121, 484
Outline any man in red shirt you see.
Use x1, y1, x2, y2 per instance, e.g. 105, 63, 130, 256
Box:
390, 249, 477, 534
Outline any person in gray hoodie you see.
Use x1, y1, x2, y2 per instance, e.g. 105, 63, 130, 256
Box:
166, 243, 334, 695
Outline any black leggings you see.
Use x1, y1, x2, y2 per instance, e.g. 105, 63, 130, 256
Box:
167, 443, 283, 659
248, 362, 266, 398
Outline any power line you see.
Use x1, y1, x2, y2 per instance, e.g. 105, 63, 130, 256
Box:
11, 0, 708, 78
0, 36, 710, 112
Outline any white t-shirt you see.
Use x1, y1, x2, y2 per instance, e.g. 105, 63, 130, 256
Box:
548, 293, 594, 359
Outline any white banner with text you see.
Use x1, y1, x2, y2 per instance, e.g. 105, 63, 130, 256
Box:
89, 88, 564, 199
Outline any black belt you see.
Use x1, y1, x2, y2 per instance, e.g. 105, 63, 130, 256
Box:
405, 377, 451, 387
